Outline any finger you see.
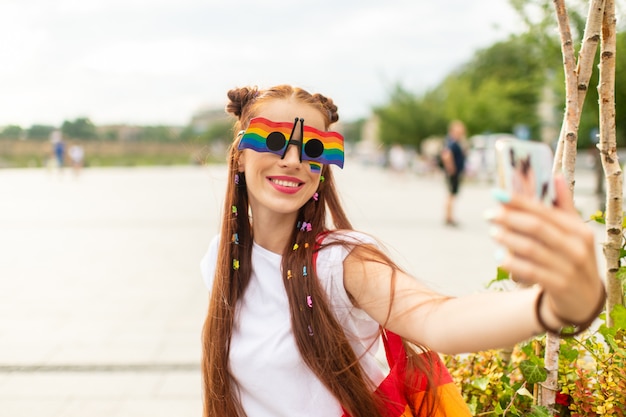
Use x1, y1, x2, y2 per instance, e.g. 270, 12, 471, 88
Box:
552, 174, 577, 214
492, 226, 571, 277
489, 204, 599, 292
491, 207, 590, 262
491, 188, 594, 252
498, 252, 564, 289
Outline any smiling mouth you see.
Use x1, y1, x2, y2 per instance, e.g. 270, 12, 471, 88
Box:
270, 178, 302, 188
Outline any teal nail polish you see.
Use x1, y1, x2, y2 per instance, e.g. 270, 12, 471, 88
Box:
491, 189, 511, 203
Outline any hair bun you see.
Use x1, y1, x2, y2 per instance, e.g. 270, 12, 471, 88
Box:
226, 87, 259, 118
312, 93, 339, 124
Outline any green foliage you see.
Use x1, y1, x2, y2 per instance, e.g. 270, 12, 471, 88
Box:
526, 405, 552, 417
486, 267, 513, 289
519, 359, 547, 384
178, 125, 200, 142
445, 348, 533, 416
614, 31, 626, 146
508, 0, 588, 51
61, 117, 97, 140
136, 125, 178, 142
375, 34, 549, 144
557, 323, 626, 416
196, 119, 234, 144
26, 124, 55, 140
374, 84, 447, 150
0, 125, 24, 139
373, 0, 626, 148
506, 0, 626, 147
437, 34, 548, 138
445, 310, 626, 416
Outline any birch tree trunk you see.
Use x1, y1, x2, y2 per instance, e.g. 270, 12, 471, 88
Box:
544, 0, 606, 409
597, 0, 624, 323
552, 0, 605, 171
551, 1, 579, 183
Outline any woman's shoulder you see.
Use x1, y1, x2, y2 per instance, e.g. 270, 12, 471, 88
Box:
316, 230, 381, 265
320, 229, 379, 248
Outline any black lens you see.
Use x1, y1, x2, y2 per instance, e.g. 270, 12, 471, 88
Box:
304, 139, 324, 158
266, 132, 286, 151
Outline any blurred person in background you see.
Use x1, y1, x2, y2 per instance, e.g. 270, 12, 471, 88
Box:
69, 143, 85, 177
441, 120, 467, 227
48, 130, 66, 173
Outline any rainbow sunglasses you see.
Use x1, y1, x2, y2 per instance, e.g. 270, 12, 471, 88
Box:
238, 117, 344, 172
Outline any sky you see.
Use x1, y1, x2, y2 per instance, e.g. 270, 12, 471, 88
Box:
0, 0, 524, 127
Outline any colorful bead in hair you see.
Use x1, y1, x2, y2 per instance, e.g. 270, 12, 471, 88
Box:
307, 295, 313, 308
303, 266, 307, 277
235, 174, 240, 185
287, 270, 293, 280
232, 259, 240, 270
231, 205, 238, 216
300, 222, 312, 232
308, 325, 314, 336
312, 192, 319, 201
232, 233, 239, 244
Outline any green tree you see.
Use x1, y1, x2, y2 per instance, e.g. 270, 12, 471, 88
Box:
61, 117, 97, 140
437, 34, 549, 137
0, 125, 24, 139
616, 31, 626, 144
26, 124, 55, 140
508, 0, 626, 147
178, 125, 201, 142
373, 0, 625, 148
374, 84, 447, 150
137, 126, 177, 142
197, 119, 234, 144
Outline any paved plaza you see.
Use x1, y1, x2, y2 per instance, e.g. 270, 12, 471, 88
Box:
0, 162, 606, 416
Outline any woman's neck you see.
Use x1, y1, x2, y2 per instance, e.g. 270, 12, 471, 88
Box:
250, 209, 298, 254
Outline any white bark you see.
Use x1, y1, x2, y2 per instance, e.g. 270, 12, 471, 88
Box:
598, 0, 624, 324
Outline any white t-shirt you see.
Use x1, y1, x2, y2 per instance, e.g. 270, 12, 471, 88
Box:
200, 231, 387, 417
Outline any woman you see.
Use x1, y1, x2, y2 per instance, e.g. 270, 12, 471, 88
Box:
200, 85, 605, 417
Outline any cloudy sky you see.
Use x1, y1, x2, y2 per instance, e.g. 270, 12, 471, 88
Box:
0, 0, 523, 127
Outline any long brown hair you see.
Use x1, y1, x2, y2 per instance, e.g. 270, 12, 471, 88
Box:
202, 85, 440, 417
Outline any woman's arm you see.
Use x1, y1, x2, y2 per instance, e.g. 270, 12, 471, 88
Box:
343, 251, 549, 354
343, 175, 604, 354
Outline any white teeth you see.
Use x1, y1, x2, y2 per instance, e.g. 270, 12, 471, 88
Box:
271, 179, 300, 188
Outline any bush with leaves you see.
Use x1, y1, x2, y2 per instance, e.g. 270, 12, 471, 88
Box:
444, 308, 626, 416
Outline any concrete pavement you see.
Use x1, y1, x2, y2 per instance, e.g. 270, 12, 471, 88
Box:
0, 162, 606, 416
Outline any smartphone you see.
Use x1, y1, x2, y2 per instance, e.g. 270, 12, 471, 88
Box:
494, 138, 555, 206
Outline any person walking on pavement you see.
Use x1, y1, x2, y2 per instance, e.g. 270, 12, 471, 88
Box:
441, 120, 467, 226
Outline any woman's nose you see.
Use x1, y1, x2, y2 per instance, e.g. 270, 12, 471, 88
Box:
280, 141, 302, 166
